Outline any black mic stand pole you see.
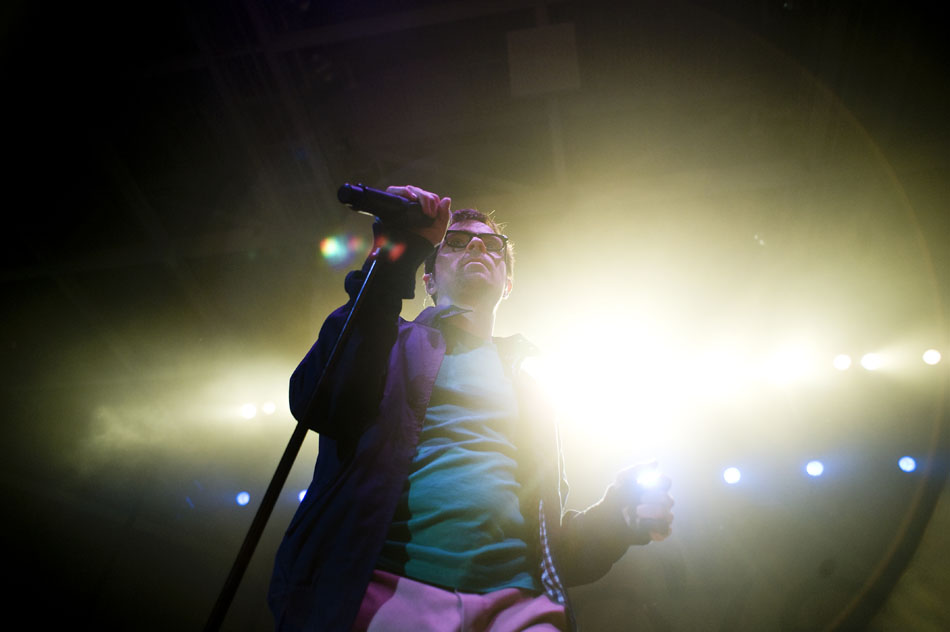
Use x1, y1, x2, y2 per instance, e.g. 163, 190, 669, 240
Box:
204, 248, 385, 632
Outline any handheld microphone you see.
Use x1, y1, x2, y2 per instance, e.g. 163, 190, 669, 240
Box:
337, 183, 434, 228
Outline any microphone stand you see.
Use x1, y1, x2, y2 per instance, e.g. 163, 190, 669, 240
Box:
204, 249, 384, 632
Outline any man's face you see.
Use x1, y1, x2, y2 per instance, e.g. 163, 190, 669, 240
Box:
427, 219, 510, 308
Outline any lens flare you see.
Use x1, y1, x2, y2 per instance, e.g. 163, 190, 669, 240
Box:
236, 492, 251, 506
320, 233, 367, 267
922, 349, 942, 365
806, 460, 824, 477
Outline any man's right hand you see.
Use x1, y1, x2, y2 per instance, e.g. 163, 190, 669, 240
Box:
385, 185, 451, 246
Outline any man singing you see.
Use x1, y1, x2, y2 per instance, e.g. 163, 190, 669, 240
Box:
269, 185, 674, 631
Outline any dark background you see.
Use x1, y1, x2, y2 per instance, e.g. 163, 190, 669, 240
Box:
3, 1, 948, 630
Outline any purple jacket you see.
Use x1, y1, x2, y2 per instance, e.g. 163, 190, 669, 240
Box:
269, 233, 634, 631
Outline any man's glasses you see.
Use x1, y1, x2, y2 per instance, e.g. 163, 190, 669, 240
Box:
442, 230, 509, 252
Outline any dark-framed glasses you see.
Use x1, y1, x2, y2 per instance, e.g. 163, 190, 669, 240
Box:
443, 230, 509, 252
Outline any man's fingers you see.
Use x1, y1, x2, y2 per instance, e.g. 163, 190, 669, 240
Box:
639, 490, 675, 508
636, 505, 674, 541
636, 504, 674, 522
385, 185, 447, 219
385, 185, 416, 199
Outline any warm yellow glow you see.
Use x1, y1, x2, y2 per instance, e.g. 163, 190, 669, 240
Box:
240, 403, 258, 419
764, 341, 819, 386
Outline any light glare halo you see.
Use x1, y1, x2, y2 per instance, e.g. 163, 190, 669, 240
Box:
806, 460, 824, 477
239, 403, 257, 419
833, 354, 852, 370
899, 456, 917, 472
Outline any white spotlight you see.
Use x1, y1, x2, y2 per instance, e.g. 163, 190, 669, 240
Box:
898, 456, 917, 473
723, 467, 741, 485
922, 349, 942, 366
240, 403, 258, 419
236, 491, 251, 506
806, 460, 824, 477
833, 354, 852, 370
860, 353, 883, 371
298, 489, 307, 502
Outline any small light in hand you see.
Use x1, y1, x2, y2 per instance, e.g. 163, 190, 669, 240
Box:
637, 469, 661, 488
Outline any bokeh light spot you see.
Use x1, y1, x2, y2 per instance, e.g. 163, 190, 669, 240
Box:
806, 460, 825, 477
861, 353, 883, 371
833, 354, 852, 370
898, 456, 917, 473
236, 492, 250, 506
922, 349, 942, 365
723, 467, 741, 484
239, 403, 257, 419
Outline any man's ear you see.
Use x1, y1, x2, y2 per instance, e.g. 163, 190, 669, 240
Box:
423, 272, 436, 296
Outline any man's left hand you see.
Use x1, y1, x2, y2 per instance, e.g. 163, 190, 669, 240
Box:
613, 461, 674, 545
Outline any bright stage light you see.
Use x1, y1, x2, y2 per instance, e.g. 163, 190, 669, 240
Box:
261, 401, 277, 415
898, 456, 917, 473
298, 490, 307, 502
723, 467, 741, 484
239, 403, 257, 419
806, 460, 824, 477
236, 491, 251, 506
833, 354, 852, 371
765, 342, 818, 385
860, 353, 883, 371
922, 349, 942, 365
637, 469, 662, 488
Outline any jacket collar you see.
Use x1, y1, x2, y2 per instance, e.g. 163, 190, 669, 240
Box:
412, 305, 541, 376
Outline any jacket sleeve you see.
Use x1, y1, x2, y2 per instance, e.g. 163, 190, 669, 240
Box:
288, 226, 435, 441
556, 483, 637, 587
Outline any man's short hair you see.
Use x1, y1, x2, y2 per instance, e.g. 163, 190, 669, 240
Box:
423, 208, 515, 285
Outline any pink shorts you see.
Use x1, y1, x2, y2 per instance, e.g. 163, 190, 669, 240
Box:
351, 569, 568, 632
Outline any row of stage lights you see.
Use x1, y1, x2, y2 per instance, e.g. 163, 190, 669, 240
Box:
834, 349, 942, 371
719, 455, 919, 486
226, 348, 941, 504
229, 456, 922, 506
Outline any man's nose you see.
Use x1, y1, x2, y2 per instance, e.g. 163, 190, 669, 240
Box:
466, 237, 488, 253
